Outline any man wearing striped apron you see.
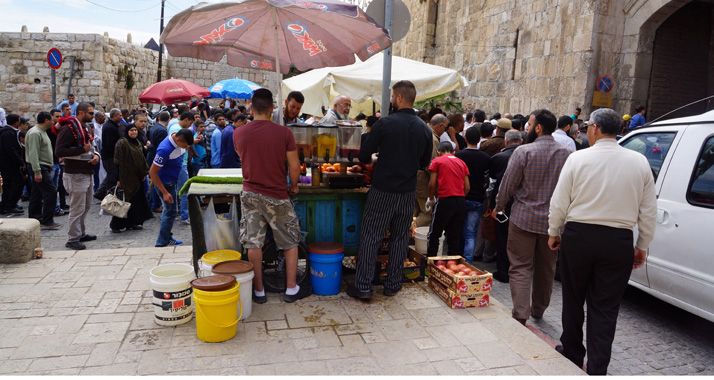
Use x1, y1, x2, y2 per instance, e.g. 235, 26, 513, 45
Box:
346, 81, 432, 299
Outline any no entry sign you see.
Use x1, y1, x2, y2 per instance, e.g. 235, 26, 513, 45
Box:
597, 75, 613, 93
47, 48, 62, 69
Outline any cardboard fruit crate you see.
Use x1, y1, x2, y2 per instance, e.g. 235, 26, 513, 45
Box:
427, 256, 493, 294
428, 277, 490, 309
372, 248, 426, 284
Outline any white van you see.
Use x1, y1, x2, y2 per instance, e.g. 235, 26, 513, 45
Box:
619, 110, 714, 323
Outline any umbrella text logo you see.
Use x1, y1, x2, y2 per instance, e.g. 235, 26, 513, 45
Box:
296, 2, 328, 10
194, 17, 248, 45
366, 42, 380, 55
250, 60, 273, 70
286, 21, 323, 56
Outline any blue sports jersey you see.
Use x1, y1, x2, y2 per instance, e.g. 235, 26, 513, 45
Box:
153, 134, 185, 183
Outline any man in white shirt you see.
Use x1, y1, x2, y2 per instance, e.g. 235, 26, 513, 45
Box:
547, 108, 657, 375
553, 116, 576, 153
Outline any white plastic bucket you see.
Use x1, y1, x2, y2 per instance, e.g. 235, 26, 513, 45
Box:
415, 227, 429, 240
149, 264, 195, 326
414, 228, 445, 256
211, 261, 255, 320
415, 236, 428, 255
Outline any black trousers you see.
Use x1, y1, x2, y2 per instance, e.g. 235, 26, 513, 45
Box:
28, 164, 57, 225
95, 159, 118, 197
559, 222, 634, 375
495, 218, 511, 278
354, 188, 415, 292
427, 196, 466, 257
0, 166, 24, 212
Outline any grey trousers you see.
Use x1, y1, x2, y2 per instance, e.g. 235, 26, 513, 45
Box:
63, 173, 93, 243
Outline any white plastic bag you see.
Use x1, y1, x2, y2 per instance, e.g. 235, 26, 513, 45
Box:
203, 198, 241, 252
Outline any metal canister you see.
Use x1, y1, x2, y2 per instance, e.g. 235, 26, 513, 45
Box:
34, 248, 43, 259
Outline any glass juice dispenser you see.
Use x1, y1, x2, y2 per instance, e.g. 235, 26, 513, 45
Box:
337, 120, 362, 163
288, 122, 313, 162
314, 124, 338, 162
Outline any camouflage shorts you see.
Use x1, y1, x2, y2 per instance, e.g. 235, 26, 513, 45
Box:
239, 191, 301, 250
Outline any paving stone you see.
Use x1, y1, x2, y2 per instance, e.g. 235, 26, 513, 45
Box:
454, 356, 487, 372
267, 327, 314, 340
526, 357, 586, 376
325, 356, 382, 376
266, 319, 288, 330
86, 342, 121, 366
466, 340, 526, 369
409, 307, 460, 326
422, 345, 473, 362
381, 362, 437, 375
360, 331, 387, 344
383, 303, 411, 320
247, 360, 328, 375
244, 340, 298, 365
432, 359, 468, 375
242, 303, 286, 322
367, 340, 428, 367
284, 300, 352, 328
129, 311, 159, 331
334, 322, 377, 335
412, 337, 441, 349
339, 334, 369, 356
11, 333, 75, 359
444, 321, 499, 345
120, 329, 173, 351
30, 324, 58, 335
313, 326, 342, 347
0, 359, 32, 374
298, 346, 350, 361
80, 362, 139, 375
27, 354, 89, 372
377, 318, 430, 341
395, 287, 443, 310
73, 321, 130, 344
243, 322, 269, 341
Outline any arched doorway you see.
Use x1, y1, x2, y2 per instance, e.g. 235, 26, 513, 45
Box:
647, 1, 714, 119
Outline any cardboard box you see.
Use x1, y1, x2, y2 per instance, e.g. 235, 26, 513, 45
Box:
372, 248, 426, 284
427, 256, 493, 293
428, 277, 490, 308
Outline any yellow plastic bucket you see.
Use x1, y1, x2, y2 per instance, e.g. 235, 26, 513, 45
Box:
199, 250, 242, 277
193, 282, 243, 343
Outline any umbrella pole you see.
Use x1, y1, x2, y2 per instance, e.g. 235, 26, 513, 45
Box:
272, 8, 283, 124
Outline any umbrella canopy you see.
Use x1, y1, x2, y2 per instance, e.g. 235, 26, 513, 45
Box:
208, 78, 263, 99
281, 52, 470, 116
159, 0, 392, 75
139, 78, 211, 105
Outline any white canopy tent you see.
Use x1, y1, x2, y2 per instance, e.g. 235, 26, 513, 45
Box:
281, 52, 469, 117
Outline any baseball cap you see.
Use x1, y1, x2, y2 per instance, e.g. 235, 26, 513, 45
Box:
496, 118, 512, 130
20, 117, 29, 123
622, 114, 631, 121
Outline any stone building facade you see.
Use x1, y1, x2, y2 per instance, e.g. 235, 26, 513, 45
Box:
393, 0, 714, 120
0, 31, 275, 121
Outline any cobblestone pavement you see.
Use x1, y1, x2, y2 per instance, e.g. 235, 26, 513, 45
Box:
2, 198, 193, 251
476, 258, 714, 375
0, 245, 584, 376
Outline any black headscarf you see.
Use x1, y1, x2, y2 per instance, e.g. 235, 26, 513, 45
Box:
124, 124, 140, 145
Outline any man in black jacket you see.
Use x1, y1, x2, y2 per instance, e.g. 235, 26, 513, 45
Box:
0, 114, 28, 214
347, 81, 432, 299
93, 109, 123, 200
488, 129, 523, 283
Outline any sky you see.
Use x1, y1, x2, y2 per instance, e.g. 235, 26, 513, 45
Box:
3, 0, 218, 47
4, 0, 371, 47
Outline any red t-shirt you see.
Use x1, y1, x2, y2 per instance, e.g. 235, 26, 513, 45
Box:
234, 120, 297, 200
428, 154, 470, 198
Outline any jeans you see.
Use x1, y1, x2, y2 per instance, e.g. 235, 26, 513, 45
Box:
156, 182, 178, 246
142, 176, 149, 199
192, 161, 205, 177
149, 181, 162, 210
461, 200, 482, 264
177, 165, 189, 221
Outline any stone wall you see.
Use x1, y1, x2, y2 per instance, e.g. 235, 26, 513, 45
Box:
0, 31, 274, 121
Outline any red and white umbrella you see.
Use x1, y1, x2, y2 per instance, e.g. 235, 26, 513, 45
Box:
139, 78, 211, 105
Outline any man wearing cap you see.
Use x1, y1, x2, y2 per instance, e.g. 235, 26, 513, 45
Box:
0, 114, 28, 214
480, 118, 512, 157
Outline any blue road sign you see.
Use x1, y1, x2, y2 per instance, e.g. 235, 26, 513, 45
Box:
597, 75, 613, 93
47, 48, 62, 69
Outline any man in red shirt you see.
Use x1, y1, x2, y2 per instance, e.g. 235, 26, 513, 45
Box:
233, 88, 308, 303
426, 142, 470, 257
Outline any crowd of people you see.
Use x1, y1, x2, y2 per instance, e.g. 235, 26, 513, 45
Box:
0, 82, 655, 374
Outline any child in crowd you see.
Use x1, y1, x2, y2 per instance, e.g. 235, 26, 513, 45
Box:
426, 142, 470, 257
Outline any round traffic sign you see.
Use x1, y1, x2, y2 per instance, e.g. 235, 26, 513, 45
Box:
366, 0, 411, 43
47, 48, 62, 69
597, 75, 613, 93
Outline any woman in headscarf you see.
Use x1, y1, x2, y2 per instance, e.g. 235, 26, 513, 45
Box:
111, 124, 152, 233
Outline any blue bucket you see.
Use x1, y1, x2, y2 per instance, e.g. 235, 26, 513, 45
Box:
308, 242, 344, 296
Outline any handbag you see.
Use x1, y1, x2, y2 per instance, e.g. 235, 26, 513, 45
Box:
481, 208, 497, 242
101, 186, 132, 218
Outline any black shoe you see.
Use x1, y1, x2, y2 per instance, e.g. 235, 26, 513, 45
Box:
252, 293, 267, 304
282, 286, 312, 303
383, 287, 401, 297
127, 225, 143, 230
493, 272, 509, 283
79, 234, 97, 242
555, 345, 565, 355
60, 205, 69, 210
54, 209, 67, 216
65, 241, 86, 250
111, 228, 122, 233
9, 206, 23, 214
346, 286, 373, 300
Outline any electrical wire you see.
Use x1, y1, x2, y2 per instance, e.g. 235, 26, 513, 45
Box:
84, 0, 160, 12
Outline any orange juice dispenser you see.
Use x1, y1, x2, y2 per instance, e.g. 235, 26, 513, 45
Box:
337, 120, 362, 163
314, 124, 338, 162
288, 122, 313, 163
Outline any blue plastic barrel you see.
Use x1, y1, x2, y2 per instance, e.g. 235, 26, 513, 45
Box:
308, 242, 344, 296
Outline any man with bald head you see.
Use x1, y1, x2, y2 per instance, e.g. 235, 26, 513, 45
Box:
318, 95, 351, 125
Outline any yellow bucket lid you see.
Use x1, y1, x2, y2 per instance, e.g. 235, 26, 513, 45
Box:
201, 250, 242, 265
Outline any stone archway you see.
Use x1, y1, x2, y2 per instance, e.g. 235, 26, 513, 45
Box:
625, 0, 714, 119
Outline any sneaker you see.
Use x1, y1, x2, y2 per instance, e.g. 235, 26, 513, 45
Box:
40, 223, 61, 230
179, 219, 190, 225
167, 238, 182, 246
65, 241, 86, 250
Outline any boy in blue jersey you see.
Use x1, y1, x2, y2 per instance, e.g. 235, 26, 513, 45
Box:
150, 128, 194, 247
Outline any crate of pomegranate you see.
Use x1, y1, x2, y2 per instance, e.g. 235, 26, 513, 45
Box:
427, 256, 493, 294
428, 276, 490, 308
